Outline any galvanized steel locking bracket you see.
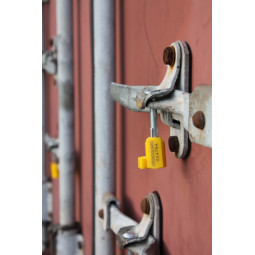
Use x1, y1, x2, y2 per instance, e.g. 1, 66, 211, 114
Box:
44, 133, 59, 158
99, 192, 162, 255
45, 222, 84, 255
110, 41, 212, 158
42, 37, 57, 81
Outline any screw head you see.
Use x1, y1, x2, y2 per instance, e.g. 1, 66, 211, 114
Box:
168, 136, 179, 153
98, 209, 104, 219
192, 111, 205, 129
140, 197, 150, 214
163, 46, 176, 66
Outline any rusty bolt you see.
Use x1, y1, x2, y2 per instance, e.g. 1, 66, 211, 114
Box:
49, 38, 54, 46
163, 46, 176, 67
53, 77, 57, 86
168, 136, 179, 153
98, 209, 104, 219
140, 197, 150, 214
192, 111, 205, 129
78, 241, 82, 250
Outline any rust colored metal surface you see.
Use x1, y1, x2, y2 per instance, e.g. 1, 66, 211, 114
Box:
115, 1, 212, 255
168, 136, 180, 153
43, 0, 93, 254
163, 46, 176, 67
140, 197, 150, 215
44, 0, 211, 254
98, 209, 104, 220
43, 0, 59, 226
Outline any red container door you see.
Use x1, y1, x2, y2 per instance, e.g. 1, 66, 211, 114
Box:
115, 1, 212, 254
44, 0, 211, 254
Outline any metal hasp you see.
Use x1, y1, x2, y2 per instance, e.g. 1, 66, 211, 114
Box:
42, 37, 57, 76
57, 232, 84, 255
44, 133, 59, 157
110, 41, 212, 158
42, 182, 53, 222
42, 181, 53, 252
99, 192, 162, 255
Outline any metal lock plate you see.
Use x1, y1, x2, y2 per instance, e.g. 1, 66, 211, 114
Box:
110, 41, 212, 159
100, 192, 162, 255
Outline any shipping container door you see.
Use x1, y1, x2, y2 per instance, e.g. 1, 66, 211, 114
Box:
115, 1, 212, 255
43, 0, 212, 254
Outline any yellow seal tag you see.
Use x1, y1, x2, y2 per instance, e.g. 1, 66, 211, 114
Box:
138, 137, 166, 169
51, 162, 59, 179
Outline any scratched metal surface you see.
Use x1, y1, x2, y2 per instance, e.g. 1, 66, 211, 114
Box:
115, 1, 212, 255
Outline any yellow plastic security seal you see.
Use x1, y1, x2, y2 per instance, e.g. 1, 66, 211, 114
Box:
138, 137, 166, 169
51, 162, 59, 179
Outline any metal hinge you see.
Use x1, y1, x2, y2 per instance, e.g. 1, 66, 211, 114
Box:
45, 223, 84, 255
42, 181, 53, 222
57, 230, 84, 255
99, 192, 162, 255
42, 37, 57, 77
44, 133, 59, 158
110, 41, 211, 158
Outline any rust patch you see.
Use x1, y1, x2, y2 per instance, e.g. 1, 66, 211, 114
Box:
78, 241, 83, 250
163, 46, 176, 67
168, 136, 179, 153
49, 38, 54, 46
98, 209, 104, 219
140, 197, 150, 214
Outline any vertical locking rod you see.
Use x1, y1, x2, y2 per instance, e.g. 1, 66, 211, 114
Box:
42, 5, 47, 252
138, 108, 166, 169
150, 109, 158, 137
57, 0, 75, 228
93, 0, 116, 254
56, 0, 78, 254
